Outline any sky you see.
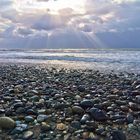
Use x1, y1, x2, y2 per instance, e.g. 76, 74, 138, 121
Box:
0, 0, 140, 49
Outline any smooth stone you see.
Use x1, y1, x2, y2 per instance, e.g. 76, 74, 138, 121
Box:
96, 128, 105, 135
92, 98, 101, 104
136, 95, 140, 104
111, 130, 126, 140
85, 121, 98, 131
88, 108, 107, 121
39, 99, 45, 104
110, 115, 126, 120
75, 95, 82, 100
129, 102, 139, 111
26, 109, 37, 115
136, 85, 140, 89
37, 115, 48, 122
5, 109, 13, 116
80, 114, 90, 124
0, 117, 15, 129
25, 116, 34, 123
41, 122, 51, 132
80, 100, 94, 108
113, 119, 126, 125
30, 95, 39, 102
3, 96, 12, 101
16, 107, 25, 114
126, 113, 134, 124
77, 85, 85, 92
38, 109, 46, 114
29, 90, 39, 95
107, 95, 118, 100
72, 106, 84, 115
120, 106, 129, 112
56, 123, 66, 131
131, 90, 140, 96
13, 102, 24, 109
0, 109, 5, 114
101, 101, 112, 108
107, 106, 114, 111
115, 100, 127, 105
12, 124, 28, 134
14, 85, 23, 93
71, 121, 81, 129
23, 131, 33, 140
54, 103, 66, 109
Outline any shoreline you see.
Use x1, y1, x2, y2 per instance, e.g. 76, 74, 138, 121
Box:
0, 62, 139, 74
0, 64, 140, 140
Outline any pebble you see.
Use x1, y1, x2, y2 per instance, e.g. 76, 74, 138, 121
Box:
37, 115, 48, 123
77, 85, 85, 92
80, 114, 90, 124
71, 121, 81, 129
88, 108, 108, 121
25, 116, 34, 123
126, 113, 134, 124
0, 65, 140, 140
23, 131, 33, 140
111, 130, 126, 140
72, 106, 84, 114
80, 100, 94, 108
41, 122, 51, 132
0, 117, 15, 129
56, 123, 67, 131
12, 124, 28, 134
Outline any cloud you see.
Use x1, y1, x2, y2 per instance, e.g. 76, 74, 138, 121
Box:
36, 0, 50, 2
0, 0, 13, 8
31, 14, 65, 30
0, 0, 140, 49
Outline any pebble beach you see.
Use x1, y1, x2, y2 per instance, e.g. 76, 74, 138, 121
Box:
0, 64, 140, 140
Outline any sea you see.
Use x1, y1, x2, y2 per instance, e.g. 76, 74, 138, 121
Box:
0, 49, 140, 73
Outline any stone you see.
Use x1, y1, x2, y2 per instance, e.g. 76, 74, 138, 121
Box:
126, 113, 134, 124
80, 114, 90, 124
77, 85, 85, 92
129, 102, 139, 111
136, 95, 140, 104
25, 116, 34, 123
75, 95, 82, 100
88, 108, 107, 121
85, 121, 98, 131
26, 109, 37, 115
41, 122, 51, 132
0, 109, 5, 114
0, 117, 15, 129
111, 130, 126, 140
72, 106, 84, 115
12, 124, 28, 134
80, 100, 94, 108
56, 123, 66, 131
120, 106, 129, 112
71, 121, 81, 129
37, 115, 48, 123
107, 95, 118, 100
30, 95, 39, 102
16, 107, 25, 114
23, 131, 33, 140
13, 102, 24, 109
